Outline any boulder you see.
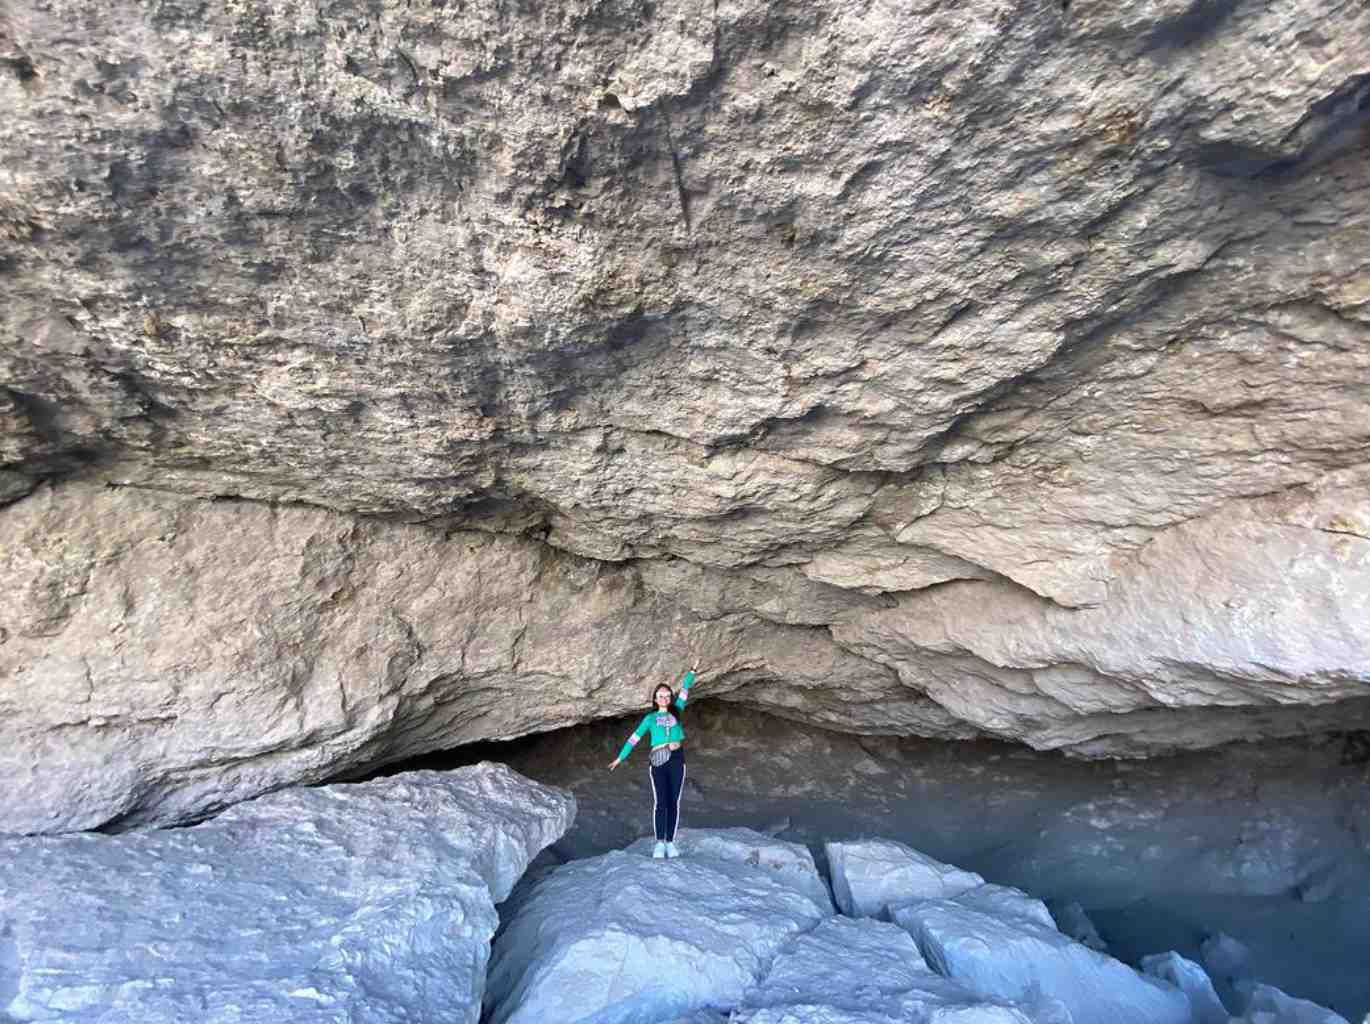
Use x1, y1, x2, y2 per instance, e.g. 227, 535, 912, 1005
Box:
731, 916, 1058, 1024
1047, 902, 1107, 954
1199, 935, 1351, 1024
948, 884, 1058, 931
734, 916, 933, 1013
736, 1005, 1040, 1024
484, 833, 834, 1024
1233, 984, 1352, 1024
825, 839, 984, 918
1140, 952, 1230, 1024
891, 891, 1191, 1024
1201, 932, 1257, 1013
626, 827, 834, 911
0, 764, 574, 1024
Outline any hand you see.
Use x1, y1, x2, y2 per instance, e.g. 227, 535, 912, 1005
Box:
691, 659, 700, 673
607, 758, 621, 771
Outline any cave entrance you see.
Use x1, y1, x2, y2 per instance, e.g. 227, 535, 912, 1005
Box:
361, 702, 1370, 1020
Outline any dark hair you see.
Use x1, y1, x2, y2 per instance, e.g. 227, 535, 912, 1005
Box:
648, 683, 682, 722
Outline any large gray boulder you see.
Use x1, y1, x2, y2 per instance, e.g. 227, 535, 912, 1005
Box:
0, 764, 575, 1023
1232, 985, 1352, 1024
1198, 933, 1352, 1024
824, 839, 985, 918
627, 826, 835, 911
487, 835, 1074, 1024
891, 888, 1191, 1024
731, 916, 1059, 1024
484, 835, 834, 1024
1140, 952, 1230, 1024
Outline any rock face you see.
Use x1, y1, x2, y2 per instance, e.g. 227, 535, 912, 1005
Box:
890, 888, 1192, 1024
0, 763, 576, 1023
731, 916, 1049, 1024
5, 474, 1370, 835
2, 0, 1370, 829
486, 829, 1077, 1024
0, 481, 901, 835
825, 839, 985, 918
484, 836, 834, 1024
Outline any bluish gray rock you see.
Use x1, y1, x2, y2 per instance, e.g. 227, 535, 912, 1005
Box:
891, 889, 1191, 1024
825, 839, 984, 918
0, 764, 574, 1023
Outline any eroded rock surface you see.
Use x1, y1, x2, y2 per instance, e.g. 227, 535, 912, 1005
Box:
2, 0, 1370, 830
5, 476, 1370, 835
4, 0, 1369, 582
486, 829, 1080, 1024
890, 889, 1192, 1024
825, 839, 985, 918
0, 763, 575, 1024
731, 916, 1053, 1024
484, 839, 833, 1024
0, 481, 901, 834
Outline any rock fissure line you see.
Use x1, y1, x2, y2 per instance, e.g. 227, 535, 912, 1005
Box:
2, 0, 1369, 833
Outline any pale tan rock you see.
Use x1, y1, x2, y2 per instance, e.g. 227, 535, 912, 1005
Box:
0, 481, 890, 833
1, 0, 1369, 830
832, 468, 1370, 751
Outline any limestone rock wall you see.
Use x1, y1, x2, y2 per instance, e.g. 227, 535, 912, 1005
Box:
0, 482, 912, 834
3, 479, 1367, 834
1, 0, 1369, 831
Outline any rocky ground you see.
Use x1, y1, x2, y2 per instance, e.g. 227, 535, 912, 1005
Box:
382, 704, 1370, 1020
0, 763, 575, 1023
2, 1, 1368, 1013
4, 759, 1357, 1023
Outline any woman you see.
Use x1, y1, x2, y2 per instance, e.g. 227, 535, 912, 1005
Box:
607, 662, 698, 859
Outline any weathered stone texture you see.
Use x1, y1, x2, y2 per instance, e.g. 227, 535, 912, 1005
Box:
1, 0, 1369, 829
0, 764, 575, 1023
0, 481, 896, 833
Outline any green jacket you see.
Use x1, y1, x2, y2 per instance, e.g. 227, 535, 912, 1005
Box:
616, 671, 694, 762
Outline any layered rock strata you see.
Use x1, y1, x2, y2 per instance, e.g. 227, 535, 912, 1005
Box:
1, 0, 1369, 830
2, 0, 1367, 592
4, 478, 1370, 834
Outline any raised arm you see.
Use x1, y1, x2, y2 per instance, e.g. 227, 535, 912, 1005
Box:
675, 666, 697, 710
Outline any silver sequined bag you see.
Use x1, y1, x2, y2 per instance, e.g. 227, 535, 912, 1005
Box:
649, 746, 672, 767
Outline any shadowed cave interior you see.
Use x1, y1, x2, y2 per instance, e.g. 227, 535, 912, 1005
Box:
362, 701, 1370, 1020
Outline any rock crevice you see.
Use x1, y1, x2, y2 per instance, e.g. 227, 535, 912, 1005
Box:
1, 0, 1368, 831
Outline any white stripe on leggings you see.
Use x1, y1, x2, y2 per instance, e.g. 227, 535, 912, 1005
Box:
648, 761, 658, 841
670, 760, 686, 842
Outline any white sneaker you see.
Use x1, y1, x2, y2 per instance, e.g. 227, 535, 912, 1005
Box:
652, 841, 667, 859
665, 842, 680, 859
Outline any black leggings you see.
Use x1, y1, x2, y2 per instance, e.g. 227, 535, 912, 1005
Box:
649, 748, 686, 842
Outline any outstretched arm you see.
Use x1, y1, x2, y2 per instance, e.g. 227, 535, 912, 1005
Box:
608, 715, 652, 770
